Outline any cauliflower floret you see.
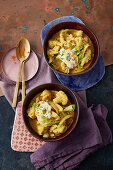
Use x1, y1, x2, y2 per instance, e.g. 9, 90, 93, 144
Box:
41, 90, 51, 101
48, 55, 54, 63
51, 111, 60, 120
50, 133, 55, 138
76, 30, 83, 37
43, 133, 49, 138
55, 104, 63, 112
36, 96, 40, 103
53, 46, 60, 52
81, 49, 91, 67
27, 106, 36, 119
48, 40, 61, 48
83, 35, 89, 43
53, 125, 66, 134
61, 62, 69, 74
47, 46, 60, 56
75, 37, 83, 49
50, 124, 57, 132
53, 91, 68, 105
50, 102, 59, 113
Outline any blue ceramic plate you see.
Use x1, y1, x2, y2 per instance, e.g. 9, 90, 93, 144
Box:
41, 16, 105, 90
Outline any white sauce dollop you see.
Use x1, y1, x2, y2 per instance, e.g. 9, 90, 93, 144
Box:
35, 101, 51, 120
57, 48, 78, 69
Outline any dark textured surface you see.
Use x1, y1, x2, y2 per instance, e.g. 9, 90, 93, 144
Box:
0, 0, 113, 70
76, 65, 113, 169
0, 65, 113, 170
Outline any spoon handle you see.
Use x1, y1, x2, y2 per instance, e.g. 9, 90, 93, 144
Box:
22, 61, 25, 103
12, 61, 22, 108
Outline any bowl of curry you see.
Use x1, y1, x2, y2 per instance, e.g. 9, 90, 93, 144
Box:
22, 83, 79, 141
43, 22, 99, 75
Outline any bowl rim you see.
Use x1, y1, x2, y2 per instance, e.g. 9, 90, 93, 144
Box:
22, 83, 79, 142
43, 21, 100, 76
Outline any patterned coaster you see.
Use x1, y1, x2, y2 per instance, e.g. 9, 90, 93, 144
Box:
11, 102, 45, 152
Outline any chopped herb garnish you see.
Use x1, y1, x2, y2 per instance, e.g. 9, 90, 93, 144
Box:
66, 56, 69, 60
32, 103, 38, 108
70, 44, 75, 49
78, 64, 83, 69
60, 57, 64, 60
78, 53, 84, 60
58, 51, 60, 55
28, 102, 33, 107
72, 47, 78, 55
80, 46, 83, 51
40, 106, 43, 109
73, 51, 77, 55
74, 46, 78, 51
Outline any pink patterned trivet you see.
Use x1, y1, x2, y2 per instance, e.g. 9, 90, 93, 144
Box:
11, 102, 45, 152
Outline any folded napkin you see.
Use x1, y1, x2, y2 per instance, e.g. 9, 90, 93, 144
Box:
30, 96, 112, 170
0, 51, 112, 169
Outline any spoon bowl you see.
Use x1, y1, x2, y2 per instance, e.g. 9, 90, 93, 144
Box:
16, 38, 30, 62
12, 38, 30, 107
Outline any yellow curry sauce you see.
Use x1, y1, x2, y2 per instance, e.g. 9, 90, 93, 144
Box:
47, 29, 94, 74
27, 90, 75, 139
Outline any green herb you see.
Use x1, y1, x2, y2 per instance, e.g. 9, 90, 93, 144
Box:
56, 122, 59, 125
70, 44, 75, 49
72, 105, 75, 111
31, 103, 38, 108
73, 47, 78, 55
58, 51, 60, 55
40, 106, 43, 109
78, 53, 84, 60
78, 64, 83, 69
72, 51, 77, 55
80, 46, 83, 51
42, 115, 49, 120
74, 46, 78, 51
28, 102, 33, 107
66, 56, 69, 60
64, 46, 68, 49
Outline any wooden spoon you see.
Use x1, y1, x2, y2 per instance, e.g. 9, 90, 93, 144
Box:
12, 38, 30, 107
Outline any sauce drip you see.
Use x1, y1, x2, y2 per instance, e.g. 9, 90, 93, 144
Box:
11, 56, 17, 64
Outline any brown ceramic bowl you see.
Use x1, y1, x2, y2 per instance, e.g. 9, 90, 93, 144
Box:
22, 83, 79, 142
43, 22, 100, 75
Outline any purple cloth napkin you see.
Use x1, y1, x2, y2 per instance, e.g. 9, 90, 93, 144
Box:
0, 53, 112, 169
30, 99, 112, 170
